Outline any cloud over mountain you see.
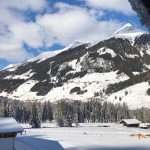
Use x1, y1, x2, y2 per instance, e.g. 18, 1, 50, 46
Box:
0, 0, 142, 64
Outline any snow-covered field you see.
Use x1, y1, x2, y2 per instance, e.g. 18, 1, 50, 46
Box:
15, 123, 150, 150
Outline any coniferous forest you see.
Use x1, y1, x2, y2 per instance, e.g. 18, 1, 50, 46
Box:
0, 97, 150, 127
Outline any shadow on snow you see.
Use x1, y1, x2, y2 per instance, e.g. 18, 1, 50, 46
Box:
15, 136, 64, 150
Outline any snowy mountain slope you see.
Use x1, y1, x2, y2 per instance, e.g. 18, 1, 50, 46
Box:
114, 23, 136, 34
0, 24, 150, 109
107, 82, 150, 109
27, 41, 89, 63
114, 23, 145, 43
3, 64, 20, 72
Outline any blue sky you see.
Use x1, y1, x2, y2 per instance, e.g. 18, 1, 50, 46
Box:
0, 0, 146, 68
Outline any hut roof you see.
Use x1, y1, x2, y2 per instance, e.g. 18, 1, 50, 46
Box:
121, 119, 141, 125
0, 117, 23, 134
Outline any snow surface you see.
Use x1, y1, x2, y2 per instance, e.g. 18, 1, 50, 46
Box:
107, 82, 150, 109
98, 47, 117, 58
113, 23, 145, 44
114, 23, 137, 35
15, 123, 150, 150
0, 80, 43, 101
2, 64, 19, 72
125, 53, 139, 59
27, 50, 64, 63
4, 69, 34, 80
0, 71, 129, 102
1, 69, 149, 110
44, 71, 129, 102
115, 32, 144, 44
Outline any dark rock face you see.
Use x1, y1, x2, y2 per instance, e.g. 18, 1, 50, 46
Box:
31, 82, 54, 96
0, 79, 25, 93
135, 34, 150, 45
70, 87, 87, 95
0, 33, 150, 97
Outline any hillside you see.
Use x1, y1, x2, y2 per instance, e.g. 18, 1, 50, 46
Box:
0, 24, 150, 109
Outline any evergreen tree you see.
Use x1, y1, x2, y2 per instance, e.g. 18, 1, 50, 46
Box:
30, 103, 41, 128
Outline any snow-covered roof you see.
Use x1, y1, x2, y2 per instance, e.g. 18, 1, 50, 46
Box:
0, 117, 23, 134
121, 119, 141, 125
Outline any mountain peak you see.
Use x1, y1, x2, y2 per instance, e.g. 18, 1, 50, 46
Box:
113, 23, 145, 43
114, 23, 136, 34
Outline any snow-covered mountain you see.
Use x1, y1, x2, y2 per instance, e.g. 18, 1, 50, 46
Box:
114, 23, 138, 34
0, 24, 150, 109
114, 23, 145, 43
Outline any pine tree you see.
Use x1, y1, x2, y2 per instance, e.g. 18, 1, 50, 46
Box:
30, 103, 41, 128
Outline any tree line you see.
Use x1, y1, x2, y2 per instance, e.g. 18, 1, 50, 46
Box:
0, 97, 149, 127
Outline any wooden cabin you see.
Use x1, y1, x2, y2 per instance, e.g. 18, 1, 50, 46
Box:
0, 117, 23, 150
120, 119, 141, 127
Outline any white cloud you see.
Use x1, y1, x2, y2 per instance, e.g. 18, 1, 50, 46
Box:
0, 1, 130, 63
84, 0, 134, 15
0, 0, 47, 25
0, 0, 47, 62
10, 22, 44, 48
0, 39, 31, 62
1, 0, 47, 11
37, 3, 122, 46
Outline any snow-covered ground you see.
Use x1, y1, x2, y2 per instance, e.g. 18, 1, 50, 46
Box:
107, 82, 150, 109
15, 123, 150, 150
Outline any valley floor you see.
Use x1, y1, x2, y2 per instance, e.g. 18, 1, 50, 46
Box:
15, 123, 150, 150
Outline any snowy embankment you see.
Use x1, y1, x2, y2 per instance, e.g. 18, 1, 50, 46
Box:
15, 123, 150, 150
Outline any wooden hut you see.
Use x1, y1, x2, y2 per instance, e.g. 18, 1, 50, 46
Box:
120, 119, 141, 127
